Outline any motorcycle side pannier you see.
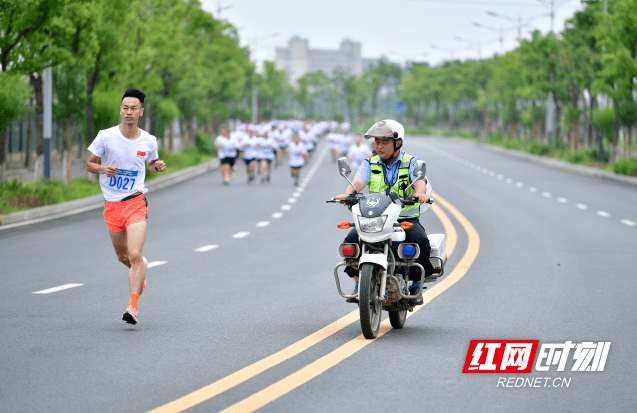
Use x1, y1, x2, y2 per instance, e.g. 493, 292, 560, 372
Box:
427, 233, 446, 274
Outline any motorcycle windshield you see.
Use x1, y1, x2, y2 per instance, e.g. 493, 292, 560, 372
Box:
359, 194, 392, 218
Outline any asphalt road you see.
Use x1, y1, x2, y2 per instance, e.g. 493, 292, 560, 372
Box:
1, 137, 635, 413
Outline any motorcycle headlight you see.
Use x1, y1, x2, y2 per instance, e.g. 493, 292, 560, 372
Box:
357, 216, 387, 233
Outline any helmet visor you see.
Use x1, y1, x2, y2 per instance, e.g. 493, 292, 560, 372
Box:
364, 121, 396, 140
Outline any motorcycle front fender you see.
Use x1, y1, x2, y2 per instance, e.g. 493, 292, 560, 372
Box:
358, 253, 388, 271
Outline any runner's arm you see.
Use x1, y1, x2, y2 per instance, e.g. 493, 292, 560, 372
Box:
87, 154, 117, 177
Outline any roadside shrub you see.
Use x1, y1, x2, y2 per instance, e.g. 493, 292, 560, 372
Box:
195, 130, 216, 155
502, 139, 525, 150
613, 158, 637, 177
527, 141, 551, 156
564, 151, 586, 164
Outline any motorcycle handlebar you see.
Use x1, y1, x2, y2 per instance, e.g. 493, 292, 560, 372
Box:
326, 194, 360, 205
400, 196, 435, 205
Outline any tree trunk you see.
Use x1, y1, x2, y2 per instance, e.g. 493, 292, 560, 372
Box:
531, 120, 541, 142
628, 125, 634, 158
30, 74, 45, 180
149, 105, 157, 137
63, 115, 72, 186
483, 106, 489, 142
25, 101, 33, 168
168, 121, 173, 152
610, 117, 621, 164
0, 128, 7, 181
180, 119, 189, 147
569, 121, 578, 152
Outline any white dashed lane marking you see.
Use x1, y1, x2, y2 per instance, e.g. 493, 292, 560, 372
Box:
33, 283, 83, 294
272, 212, 283, 218
287, 198, 297, 203
195, 245, 218, 252
293, 192, 301, 197
422, 142, 636, 229
148, 261, 168, 268
233, 232, 250, 239
256, 221, 270, 227
281, 205, 291, 210
148, 261, 167, 268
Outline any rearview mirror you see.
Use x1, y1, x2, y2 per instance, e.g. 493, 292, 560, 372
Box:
412, 160, 426, 181
337, 157, 352, 177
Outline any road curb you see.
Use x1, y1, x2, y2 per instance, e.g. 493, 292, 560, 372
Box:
0, 158, 220, 230
480, 144, 637, 188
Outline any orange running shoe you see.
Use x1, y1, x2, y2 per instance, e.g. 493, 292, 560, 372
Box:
122, 304, 138, 324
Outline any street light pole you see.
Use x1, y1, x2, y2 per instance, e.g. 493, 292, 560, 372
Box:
43, 66, 52, 180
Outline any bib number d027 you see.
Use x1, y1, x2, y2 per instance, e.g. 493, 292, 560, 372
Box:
109, 176, 135, 191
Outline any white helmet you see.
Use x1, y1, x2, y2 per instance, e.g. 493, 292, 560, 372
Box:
364, 119, 404, 142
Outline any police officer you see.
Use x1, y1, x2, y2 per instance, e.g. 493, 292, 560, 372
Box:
334, 119, 435, 305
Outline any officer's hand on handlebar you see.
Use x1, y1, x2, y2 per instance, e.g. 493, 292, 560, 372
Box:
411, 193, 429, 204
335, 193, 351, 206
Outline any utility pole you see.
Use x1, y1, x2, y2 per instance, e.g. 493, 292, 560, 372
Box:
454, 36, 481, 60
472, 22, 505, 54
43, 66, 52, 180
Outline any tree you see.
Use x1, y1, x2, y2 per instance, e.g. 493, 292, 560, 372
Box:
594, 0, 637, 162
53, 64, 86, 185
0, 72, 31, 180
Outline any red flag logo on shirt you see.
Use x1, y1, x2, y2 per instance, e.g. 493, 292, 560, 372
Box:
137, 150, 146, 157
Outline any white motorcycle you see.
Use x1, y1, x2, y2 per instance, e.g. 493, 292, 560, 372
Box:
328, 157, 447, 339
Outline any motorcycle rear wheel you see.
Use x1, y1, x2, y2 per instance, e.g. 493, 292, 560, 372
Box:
359, 263, 383, 339
388, 308, 407, 329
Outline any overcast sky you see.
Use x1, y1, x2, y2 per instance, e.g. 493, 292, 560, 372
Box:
199, 0, 585, 69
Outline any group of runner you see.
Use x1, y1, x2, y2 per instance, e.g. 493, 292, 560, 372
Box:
328, 125, 374, 172
214, 120, 335, 186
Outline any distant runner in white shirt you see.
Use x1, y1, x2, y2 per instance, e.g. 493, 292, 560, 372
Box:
288, 134, 309, 186
241, 130, 259, 184
214, 128, 237, 185
347, 135, 372, 170
86, 88, 166, 326
260, 131, 277, 183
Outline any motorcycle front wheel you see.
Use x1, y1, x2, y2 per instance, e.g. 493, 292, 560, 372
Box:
359, 263, 383, 339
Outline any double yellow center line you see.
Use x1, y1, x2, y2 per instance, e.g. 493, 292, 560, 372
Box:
148, 192, 479, 413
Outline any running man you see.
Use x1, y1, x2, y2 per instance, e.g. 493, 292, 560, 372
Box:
86, 88, 166, 325
214, 128, 237, 185
347, 134, 372, 172
288, 134, 309, 186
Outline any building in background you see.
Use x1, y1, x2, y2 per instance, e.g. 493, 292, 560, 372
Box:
275, 36, 363, 84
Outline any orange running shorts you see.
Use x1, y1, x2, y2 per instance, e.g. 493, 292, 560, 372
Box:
103, 194, 148, 233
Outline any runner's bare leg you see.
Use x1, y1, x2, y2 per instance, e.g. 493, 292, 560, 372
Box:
121, 221, 147, 295
110, 230, 131, 268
